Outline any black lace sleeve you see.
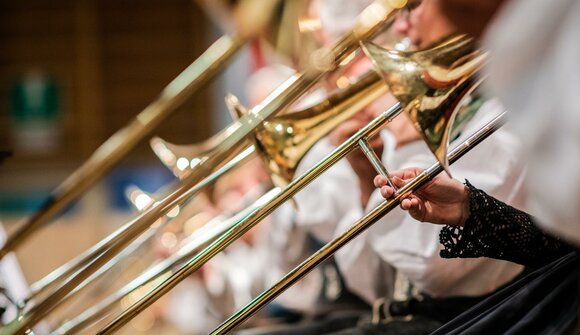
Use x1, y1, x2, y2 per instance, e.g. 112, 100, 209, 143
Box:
439, 181, 574, 268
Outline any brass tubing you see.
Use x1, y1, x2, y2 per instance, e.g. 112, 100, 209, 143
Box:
53, 63, 390, 335
44, 68, 385, 306
52, 188, 281, 335
358, 138, 395, 188
210, 112, 507, 335
0, 34, 246, 260
0, 146, 257, 335
96, 103, 404, 335
24, 145, 255, 304
2, 4, 400, 333
252, 70, 387, 190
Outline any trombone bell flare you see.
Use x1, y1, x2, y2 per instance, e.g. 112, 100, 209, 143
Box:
361, 36, 488, 176
251, 70, 388, 190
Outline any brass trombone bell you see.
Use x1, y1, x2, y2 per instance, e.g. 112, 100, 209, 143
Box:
362, 35, 488, 176
150, 94, 250, 179
153, 70, 387, 190
251, 70, 387, 190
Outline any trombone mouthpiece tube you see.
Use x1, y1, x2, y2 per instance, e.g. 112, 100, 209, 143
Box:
358, 138, 397, 190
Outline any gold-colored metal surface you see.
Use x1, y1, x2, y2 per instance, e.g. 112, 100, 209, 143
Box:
150, 95, 250, 180
206, 37, 489, 334
362, 35, 487, 175
51, 188, 281, 335
0, 2, 402, 334
252, 70, 387, 189
92, 4, 404, 333
0, 0, 288, 261
95, 101, 403, 335
51, 70, 386, 333
25, 46, 386, 331
153, 70, 386, 188
0, 33, 247, 260
2, 145, 257, 335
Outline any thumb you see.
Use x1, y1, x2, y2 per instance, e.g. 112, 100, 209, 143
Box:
406, 195, 425, 222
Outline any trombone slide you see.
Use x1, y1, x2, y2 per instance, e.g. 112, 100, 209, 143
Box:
210, 112, 507, 335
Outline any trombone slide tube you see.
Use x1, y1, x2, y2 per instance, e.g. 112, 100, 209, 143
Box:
25, 145, 256, 304
0, 145, 256, 335
210, 112, 507, 335
358, 138, 396, 189
0, 34, 246, 259
51, 187, 280, 335
95, 103, 404, 335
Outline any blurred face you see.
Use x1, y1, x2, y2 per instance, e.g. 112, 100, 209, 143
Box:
434, 0, 507, 37
392, 0, 457, 49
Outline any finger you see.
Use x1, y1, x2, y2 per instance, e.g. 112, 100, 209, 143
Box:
400, 198, 412, 210
374, 175, 388, 187
407, 197, 424, 221
389, 168, 419, 180
410, 197, 421, 209
401, 167, 423, 180
380, 186, 395, 199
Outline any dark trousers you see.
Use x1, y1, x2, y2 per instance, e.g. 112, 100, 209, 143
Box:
325, 295, 491, 335
245, 288, 494, 335
431, 252, 580, 335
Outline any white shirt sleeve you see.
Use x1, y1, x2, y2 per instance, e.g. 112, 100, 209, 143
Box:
292, 138, 362, 242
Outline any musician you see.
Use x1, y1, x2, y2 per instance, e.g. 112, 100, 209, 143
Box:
316, 1, 534, 334
371, 0, 580, 333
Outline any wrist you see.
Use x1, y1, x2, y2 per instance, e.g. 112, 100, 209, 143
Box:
457, 184, 471, 227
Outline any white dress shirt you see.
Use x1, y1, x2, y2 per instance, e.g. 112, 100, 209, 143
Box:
336, 100, 527, 303
262, 137, 363, 311
292, 137, 363, 243
483, 0, 580, 245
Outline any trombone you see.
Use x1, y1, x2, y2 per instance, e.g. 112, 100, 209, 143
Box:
52, 188, 281, 335
213, 110, 505, 335
0, 2, 404, 334
208, 38, 494, 334
49, 59, 389, 335
31, 67, 385, 334
0, 0, 277, 260
94, 34, 484, 334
